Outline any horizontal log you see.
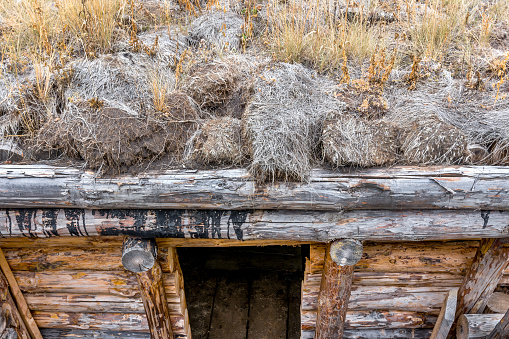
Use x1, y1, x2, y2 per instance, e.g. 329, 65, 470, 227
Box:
1, 208, 509, 241
302, 285, 449, 313
309, 242, 479, 274
32, 312, 186, 334
39, 329, 152, 339
302, 329, 434, 339
1, 165, 509, 210
13, 271, 177, 296
24, 293, 184, 315
301, 310, 436, 330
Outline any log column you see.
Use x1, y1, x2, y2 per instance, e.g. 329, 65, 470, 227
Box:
315, 239, 363, 339
122, 237, 174, 339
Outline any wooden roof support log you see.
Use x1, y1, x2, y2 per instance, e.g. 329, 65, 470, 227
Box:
430, 288, 458, 339
2, 208, 509, 241
2, 165, 509, 211
456, 314, 504, 339
122, 237, 175, 339
487, 308, 509, 339
449, 238, 509, 337
315, 239, 362, 339
0, 249, 42, 339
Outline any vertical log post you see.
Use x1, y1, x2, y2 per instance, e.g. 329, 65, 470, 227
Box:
487, 308, 509, 339
449, 238, 509, 337
122, 237, 174, 339
315, 239, 363, 339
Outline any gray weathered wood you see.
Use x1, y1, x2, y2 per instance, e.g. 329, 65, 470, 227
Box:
486, 292, 509, 313
302, 328, 434, 339
457, 314, 504, 339
1, 208, 508, 241
330, 239, 363, 266
487, 308, 509, 339
450, 238, 509, 337
122, 237, 157, 273
430, 288, 458, 339
2, 165, 509, 210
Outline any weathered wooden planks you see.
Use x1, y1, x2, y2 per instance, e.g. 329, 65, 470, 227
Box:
2, 165, 509, 211
1, 208, 508, 241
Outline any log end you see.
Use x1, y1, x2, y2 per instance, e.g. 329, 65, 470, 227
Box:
456, 315, 469, 339
330, 239, 363, 266
122, 237, 157, 273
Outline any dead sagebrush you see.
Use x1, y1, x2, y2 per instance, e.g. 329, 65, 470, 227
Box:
187, 11, 244, 51
322, 113, 399, 167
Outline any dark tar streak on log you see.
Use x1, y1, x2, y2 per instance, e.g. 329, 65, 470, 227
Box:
1, 208, 509, 241
2, 165, 509, 211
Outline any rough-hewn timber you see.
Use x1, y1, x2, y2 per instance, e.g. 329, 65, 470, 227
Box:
457, 314, 504, 339
487, 309, 509, 339
451, 238, 509, 336
1, 208, 508, 241
430, 289, 458, 339
1, 165, 509, 211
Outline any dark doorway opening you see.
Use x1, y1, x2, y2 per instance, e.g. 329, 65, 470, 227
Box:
178, 246, 307, 339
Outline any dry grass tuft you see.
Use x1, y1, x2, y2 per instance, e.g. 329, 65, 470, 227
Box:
245, 63, 345, 181
322, 113, 399, 167
187, 11, 244, 51
189, 116, 246, 165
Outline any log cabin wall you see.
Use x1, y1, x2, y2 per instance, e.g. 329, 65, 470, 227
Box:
0, 237, 191, 338
301, 241, 509, 339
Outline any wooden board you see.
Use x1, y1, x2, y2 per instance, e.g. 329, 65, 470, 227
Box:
2, 208, 509, 241
2, 165, 509, 211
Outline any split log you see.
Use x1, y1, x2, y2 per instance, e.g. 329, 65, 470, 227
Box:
122, 237, 157, 273
0, 270, 30, 339
315, 240, 362, 338
452, 238, 509, 336
430, 289, 458, 339
2, 208, 509, 241
487, 308, 509, 339
456, 314, 503, 339
0, 248, 42, 339
2, 165, 509, 211
486, 292, 509, 313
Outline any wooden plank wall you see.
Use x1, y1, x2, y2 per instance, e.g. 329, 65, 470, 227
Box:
0, 238, 191, 338
301, 241, 509, 339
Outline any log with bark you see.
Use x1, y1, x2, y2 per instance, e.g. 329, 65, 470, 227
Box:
1, 165, 509, 211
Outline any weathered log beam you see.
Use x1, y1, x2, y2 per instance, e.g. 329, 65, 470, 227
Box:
1, 208, 508, 241
456, 314, 504, 339
0, 248, 42, 339
2, 165, 509, 210
122, 237, 174, 339
430, 289, 458, 339
487, 309, 509, 339
315, 239, 362, 339
450, 238, 509, 337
